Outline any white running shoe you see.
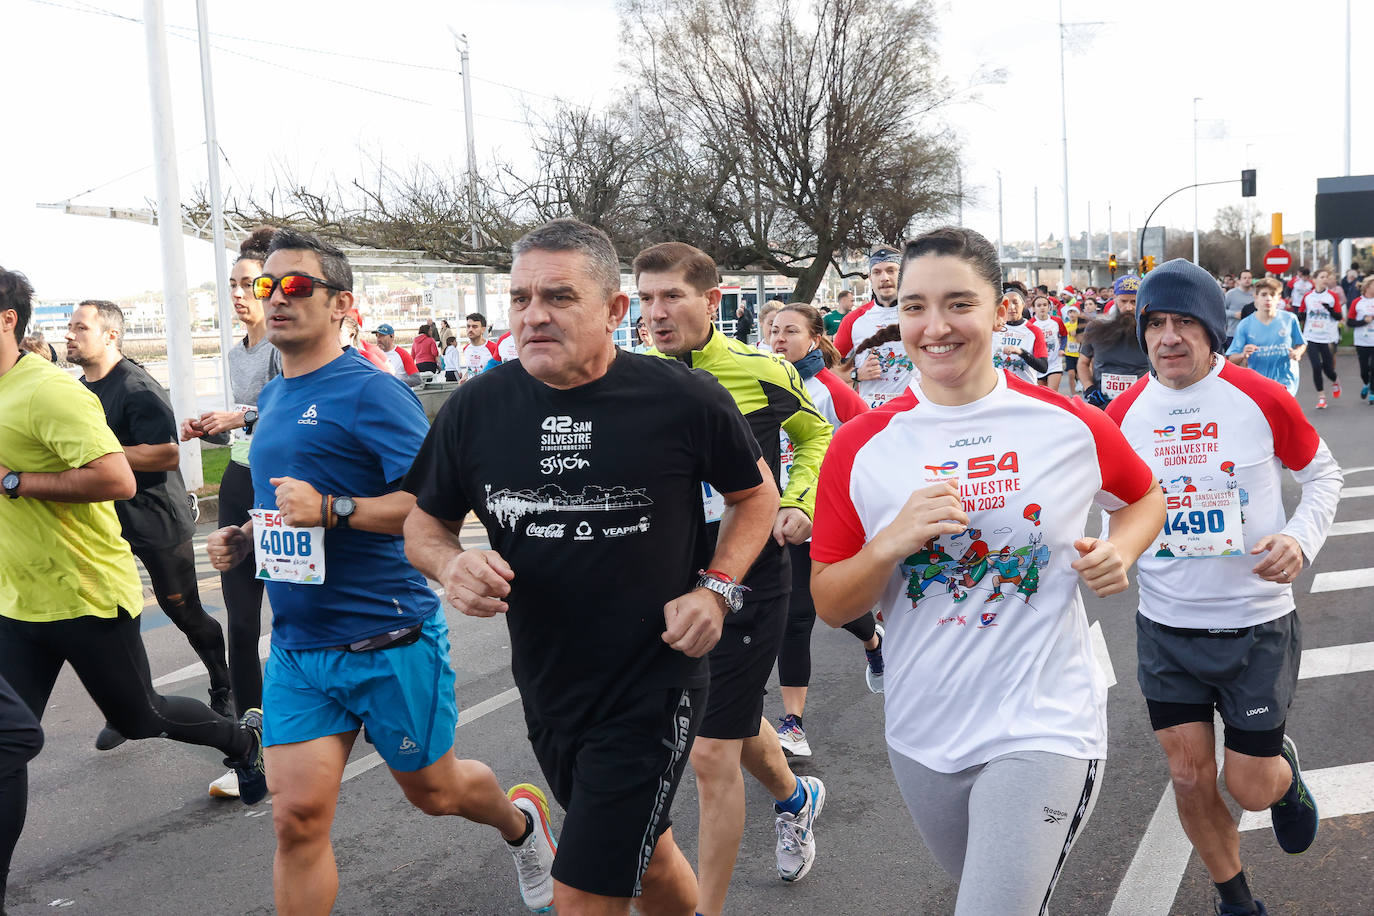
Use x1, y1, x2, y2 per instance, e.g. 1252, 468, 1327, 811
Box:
775, 776, 826, 882
506, 783, 557, 912
864, 624, 885, 695
208, 770, 240, 799
776, 715, 812, 757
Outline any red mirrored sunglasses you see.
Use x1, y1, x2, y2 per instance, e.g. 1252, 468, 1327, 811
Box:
252, 273, 347, 300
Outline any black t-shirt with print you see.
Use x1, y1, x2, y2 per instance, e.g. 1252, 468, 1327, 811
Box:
81, 358, 194, 550
404, 351, 764, 732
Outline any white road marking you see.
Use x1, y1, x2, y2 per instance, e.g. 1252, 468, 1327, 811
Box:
1298, 641, 1374, 680
1310, 567, 1374, 593
1328, 518, 1374, 537
1339, 485, 1374, 499
1238, 761, 1374, 832
152, 634, 271, 688
1338, 465, 1374, 476
339, 687, 522, 784
1089, 620, 1117, 688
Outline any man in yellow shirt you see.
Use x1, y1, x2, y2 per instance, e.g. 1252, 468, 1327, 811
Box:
0, 267, 268, 908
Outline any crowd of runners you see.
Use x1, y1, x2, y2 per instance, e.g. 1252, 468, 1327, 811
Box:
0, 219, 1356, 915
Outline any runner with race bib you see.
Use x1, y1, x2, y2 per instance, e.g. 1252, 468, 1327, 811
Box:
1078, 275, 1150, 407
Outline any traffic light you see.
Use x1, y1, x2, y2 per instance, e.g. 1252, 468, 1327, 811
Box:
1138, 258, 1147, 275
1241, 169, 1257, 198
1143, 255, 1157, 273
1108, 254, 1118, 276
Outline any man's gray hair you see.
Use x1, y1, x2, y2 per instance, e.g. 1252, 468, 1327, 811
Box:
78, 299, 125, 347
511, 219, 621, 296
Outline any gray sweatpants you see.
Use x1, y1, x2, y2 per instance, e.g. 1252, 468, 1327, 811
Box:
888, 747, 1103, 916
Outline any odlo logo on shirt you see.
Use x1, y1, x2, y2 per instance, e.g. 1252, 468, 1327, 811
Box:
298, 404, 319, 426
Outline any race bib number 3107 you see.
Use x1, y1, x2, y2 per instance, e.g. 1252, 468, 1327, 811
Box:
250, 508, 325, 584
1156, 490, 1244, 559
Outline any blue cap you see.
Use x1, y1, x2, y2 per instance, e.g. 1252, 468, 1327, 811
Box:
375, 323, 395, 335
1135, 259, 1226, 354
1113, 275, 1141, 298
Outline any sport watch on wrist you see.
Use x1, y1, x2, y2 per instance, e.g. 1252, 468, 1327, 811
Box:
332, 495, 356, 529
696, 569, 748, 613
242, 408, 258, 434
2, 471, 19, 499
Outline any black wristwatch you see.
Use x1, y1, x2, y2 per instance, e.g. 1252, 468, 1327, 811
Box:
242, 408, 258, 434
2, 471, 19, 499
332, 495, 356, 529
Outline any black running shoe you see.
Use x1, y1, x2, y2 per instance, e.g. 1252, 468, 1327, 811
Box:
1217, 898, 1268, 915
226, 707, 268, 805
94, 724, 126, 751
1270, 736, 1318, 854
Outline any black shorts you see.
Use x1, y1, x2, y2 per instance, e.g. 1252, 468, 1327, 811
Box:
699, 593, 788, 740
1136, 610, 1301, 755
528, 685, 704, 898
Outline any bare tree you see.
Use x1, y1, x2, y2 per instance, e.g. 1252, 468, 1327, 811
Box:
622, 0, 961, 300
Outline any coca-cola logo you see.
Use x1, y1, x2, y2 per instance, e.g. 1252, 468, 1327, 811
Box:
524, 522, 566, 538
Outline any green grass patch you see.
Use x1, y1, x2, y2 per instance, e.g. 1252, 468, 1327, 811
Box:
200, 445, 230, 491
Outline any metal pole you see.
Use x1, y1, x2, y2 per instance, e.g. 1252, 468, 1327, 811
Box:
1339, 0, 1352, 272
144, 0, 202, 489
957, 162, 964, 226
452, 30, 487, 313
1127, 208, 1135, 265
1086, 201, 1093, 262
1107, 203, 1113, 262
1192, 97, 1201, 264
1033, 185, 1040, 287
195, 0, 235, 412
1058, 0, 1072, 285
996, 170, 1004, 268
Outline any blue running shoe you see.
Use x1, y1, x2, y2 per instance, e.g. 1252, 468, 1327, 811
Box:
1217, 899, 1268, 915
1270, 735, 1318, 854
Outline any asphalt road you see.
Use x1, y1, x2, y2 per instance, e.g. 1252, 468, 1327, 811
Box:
9, 353, 1374, 915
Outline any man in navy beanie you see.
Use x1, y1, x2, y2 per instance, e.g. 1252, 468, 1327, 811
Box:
1105, 257, 1344, 916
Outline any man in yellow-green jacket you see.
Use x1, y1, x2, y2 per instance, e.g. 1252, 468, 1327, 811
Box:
635, 242, 833, 915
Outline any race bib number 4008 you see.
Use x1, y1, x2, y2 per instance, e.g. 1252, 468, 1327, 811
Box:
1156, 490, 1244, 559
249, 508, 325, 584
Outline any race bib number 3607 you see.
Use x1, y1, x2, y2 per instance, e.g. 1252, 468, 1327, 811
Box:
250, 508, 325, 584
1100, 373, 1139, 397
1157, 490, 1244, 559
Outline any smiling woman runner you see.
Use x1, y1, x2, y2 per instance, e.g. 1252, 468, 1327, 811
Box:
809, 226, 1164, 915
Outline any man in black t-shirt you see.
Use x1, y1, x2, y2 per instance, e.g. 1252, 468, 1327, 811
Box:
67, 301, 234, 748
403, 219, 777, 915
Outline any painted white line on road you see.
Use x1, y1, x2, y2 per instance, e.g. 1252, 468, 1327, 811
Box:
340, 687, 522, 784
1089, 620, 1117, 688
1298, 642, 1374, 680
1109, 723, 1225, 916
1238, 762, 1374, 832
1329, 518, 1374, 537
1310, 567, 1374, 594
1340, 485, 1374, 500
152, 634, 271, 688
1339, 465, 1374, 476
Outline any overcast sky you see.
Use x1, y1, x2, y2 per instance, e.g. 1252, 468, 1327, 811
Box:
3, 0, 1369, 300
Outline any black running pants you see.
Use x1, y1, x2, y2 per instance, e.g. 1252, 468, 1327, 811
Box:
1306, 342, 1337, 392
0, 673, 42, 912
778, 541, 878, 688
135, 539, 230, 697
218, 460, 265, 716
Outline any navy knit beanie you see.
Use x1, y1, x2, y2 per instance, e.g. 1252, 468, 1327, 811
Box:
1135, 259, 1226, 354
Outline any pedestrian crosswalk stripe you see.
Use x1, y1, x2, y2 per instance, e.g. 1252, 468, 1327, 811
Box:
1298, 641, 1374, 680
1339, 485, 1374, 499
1238, 762, 1374, 832
1310, 567, 1374, 593
1328, 518, 1374, 537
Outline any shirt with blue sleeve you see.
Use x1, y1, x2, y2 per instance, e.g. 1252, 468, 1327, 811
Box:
1226, 311, 1304, 389
249, 349, 438, 649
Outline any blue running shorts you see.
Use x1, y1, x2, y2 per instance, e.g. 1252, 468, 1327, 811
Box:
263, 611, 459, 771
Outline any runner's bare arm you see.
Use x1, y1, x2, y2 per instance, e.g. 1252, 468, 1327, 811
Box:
122, 442, 180, 472
663, 457, 779, 657
268, 476, 415, 534
1071, 485, 1165, 597
404, 506, 514, 618
811, 482, 968, 627
1077, 355, 1093, 384
0, 451, 134, 503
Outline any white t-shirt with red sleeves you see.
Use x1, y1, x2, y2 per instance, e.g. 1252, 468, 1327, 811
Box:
1033, 317, 1067, 375
496, 331, 519, 362
811, 371, 1155, 773
1347, 296, 1374, 347
991, 320, 1048, 384
459, 339, 501, 374
834, 299, 917, 408
1107, 359, 1343, 629
1300, 289, 1342, 343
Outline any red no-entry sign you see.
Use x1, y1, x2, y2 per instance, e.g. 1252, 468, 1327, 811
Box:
1264, 247, 1292, 274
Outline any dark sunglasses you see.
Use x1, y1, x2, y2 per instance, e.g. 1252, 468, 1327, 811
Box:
252, 273, 347, 300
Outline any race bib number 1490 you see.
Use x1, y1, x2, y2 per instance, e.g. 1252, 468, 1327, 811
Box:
250, 508, 325, 584
1157, 490, 1244, 559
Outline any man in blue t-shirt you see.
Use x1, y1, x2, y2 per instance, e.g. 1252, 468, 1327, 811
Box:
1226, 277, 1306, 394
207, 229, 557, 913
